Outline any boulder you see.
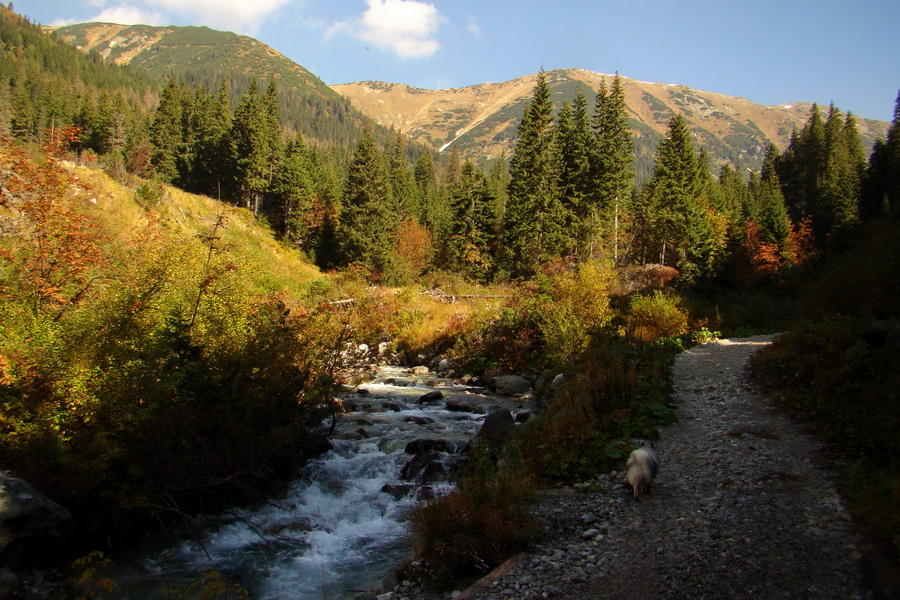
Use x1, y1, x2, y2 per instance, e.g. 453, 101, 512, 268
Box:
404, 415, 435, 425
400, 452, 449, 484
0, 472, 73, 565
436, 357, 455, 374
492, 375, 531, 396
404, 439, 466, 454
444, 394, 486, 413
417, 390, 444, 404
381, 484, 417, 501
409, 366, 430, 375
477, 408, 515, 449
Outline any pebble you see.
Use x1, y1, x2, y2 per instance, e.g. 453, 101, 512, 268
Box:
394, 336, 870, 600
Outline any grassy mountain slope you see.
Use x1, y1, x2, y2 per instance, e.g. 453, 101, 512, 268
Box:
333, 69, 890, 180
51, 22, 371, 147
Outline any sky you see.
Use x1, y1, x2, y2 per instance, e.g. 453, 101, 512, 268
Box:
22, 0, 900, 122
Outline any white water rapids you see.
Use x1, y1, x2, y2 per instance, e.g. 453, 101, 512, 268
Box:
116, 366, 531, 600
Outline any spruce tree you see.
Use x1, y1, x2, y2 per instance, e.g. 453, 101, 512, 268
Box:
503, 70, 563, 277
150, 79, 189, 182
862, 91, 900, 217
388, 132, 421, 220
642, 114, 714, 278
230, 79, 281, 214
591, 74, 635, 263
337, 126, 396, 276
273, 135, 314, 247
445, 161, 496, 280
553, 89, 593, 258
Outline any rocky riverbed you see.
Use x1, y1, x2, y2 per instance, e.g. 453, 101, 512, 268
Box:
385, 334, 883, 600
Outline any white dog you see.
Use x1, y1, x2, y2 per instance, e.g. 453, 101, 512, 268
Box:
626, 445, 659, 500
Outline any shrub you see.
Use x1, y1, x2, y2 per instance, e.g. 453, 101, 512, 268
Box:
627, 290, 688, 341
413, 443, 536, 576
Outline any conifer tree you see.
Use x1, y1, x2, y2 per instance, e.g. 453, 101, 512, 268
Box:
273, 135, 314, 247
388, 132, 421, 220
191, 80, 232, 196
445, 161, 496, 280
150, 79, 189, 182
642, 114, 715, 278
414, 152, 445, 235
553, 89, 592, 257
778, 104, 826, 224
751, 145, 793, 258
230, 79, 281, 214
503, 70, 563, 277
817, 108, 864, 240
591, 74, 635, 263
718, 163, 748, 227
337, 126, 396, 276
862, 91, 900, 217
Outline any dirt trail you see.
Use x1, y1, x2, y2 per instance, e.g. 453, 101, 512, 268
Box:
399, 335, 876, 600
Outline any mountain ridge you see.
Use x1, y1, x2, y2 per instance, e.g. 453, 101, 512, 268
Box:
49, 21, 889, 179
333, 68, 889, 178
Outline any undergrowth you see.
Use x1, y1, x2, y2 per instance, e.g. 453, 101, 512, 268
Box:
751, 215, 900, 556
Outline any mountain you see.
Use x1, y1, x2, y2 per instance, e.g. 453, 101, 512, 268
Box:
50, 22, 370, 147
333, 69, 890, 180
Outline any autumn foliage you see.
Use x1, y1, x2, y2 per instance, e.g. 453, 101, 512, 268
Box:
0, 136, 341, 544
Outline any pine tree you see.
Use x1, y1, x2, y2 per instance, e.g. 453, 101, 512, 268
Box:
445, 161, 496, 280
778, 104, 826, 225
191, 80, 232, 196
273, 135, 314, 247
230, 78, 281, 214
150, 79, 189, 182
337, 126, 396, 276
388, 132, 421, 220
553, 89, 592, 258
751, 145, 793, 258
642, 114, 714, 278
503, 70, 564, 277
815, 105, 862, 241
862, 91, 900, 218
414, 152, 445, 235
591, 74, 635, 263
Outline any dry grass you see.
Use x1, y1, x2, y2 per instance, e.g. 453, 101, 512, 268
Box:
63, 164, 323, 299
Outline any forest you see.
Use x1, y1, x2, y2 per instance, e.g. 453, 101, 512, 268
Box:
1, 3, 899, 592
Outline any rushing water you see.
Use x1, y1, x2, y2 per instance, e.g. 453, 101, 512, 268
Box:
116, 366, 528, 600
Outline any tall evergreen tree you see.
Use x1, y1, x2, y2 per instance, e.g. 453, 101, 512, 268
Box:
190, 80, 232, 196
230, 78, 281, 214
337, 126, 396, 276
388, 132, 421, 220
503, 70, 564, 277
778, 104, 826, 224
445, 161, 496, 280
553, 89, 593, 257
150, 79, 189, 182
272, 135, 314, 247
591, 74, 635, 263
862, 91, 900, 217
641, 114, 715, 278
751, 145, 793, 257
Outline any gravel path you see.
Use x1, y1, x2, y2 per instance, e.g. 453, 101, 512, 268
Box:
391, 334, 875, 600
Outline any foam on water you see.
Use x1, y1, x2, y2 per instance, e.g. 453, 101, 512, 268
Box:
122, 369, 499, 600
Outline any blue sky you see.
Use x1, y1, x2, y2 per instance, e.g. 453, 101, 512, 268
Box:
23, 0, 900, 121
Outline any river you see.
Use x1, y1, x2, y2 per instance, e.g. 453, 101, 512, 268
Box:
114, 365, 532, 600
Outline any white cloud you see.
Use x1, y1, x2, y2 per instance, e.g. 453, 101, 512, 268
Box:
87, 5, 165, 26
328, 0, 443, 59
152, 0, 290, 33
467, 16, 481, 36
61, 0, 290, 34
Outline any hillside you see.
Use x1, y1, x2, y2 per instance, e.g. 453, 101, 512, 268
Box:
333, 69, 890, 179
50, 22, 371, 147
